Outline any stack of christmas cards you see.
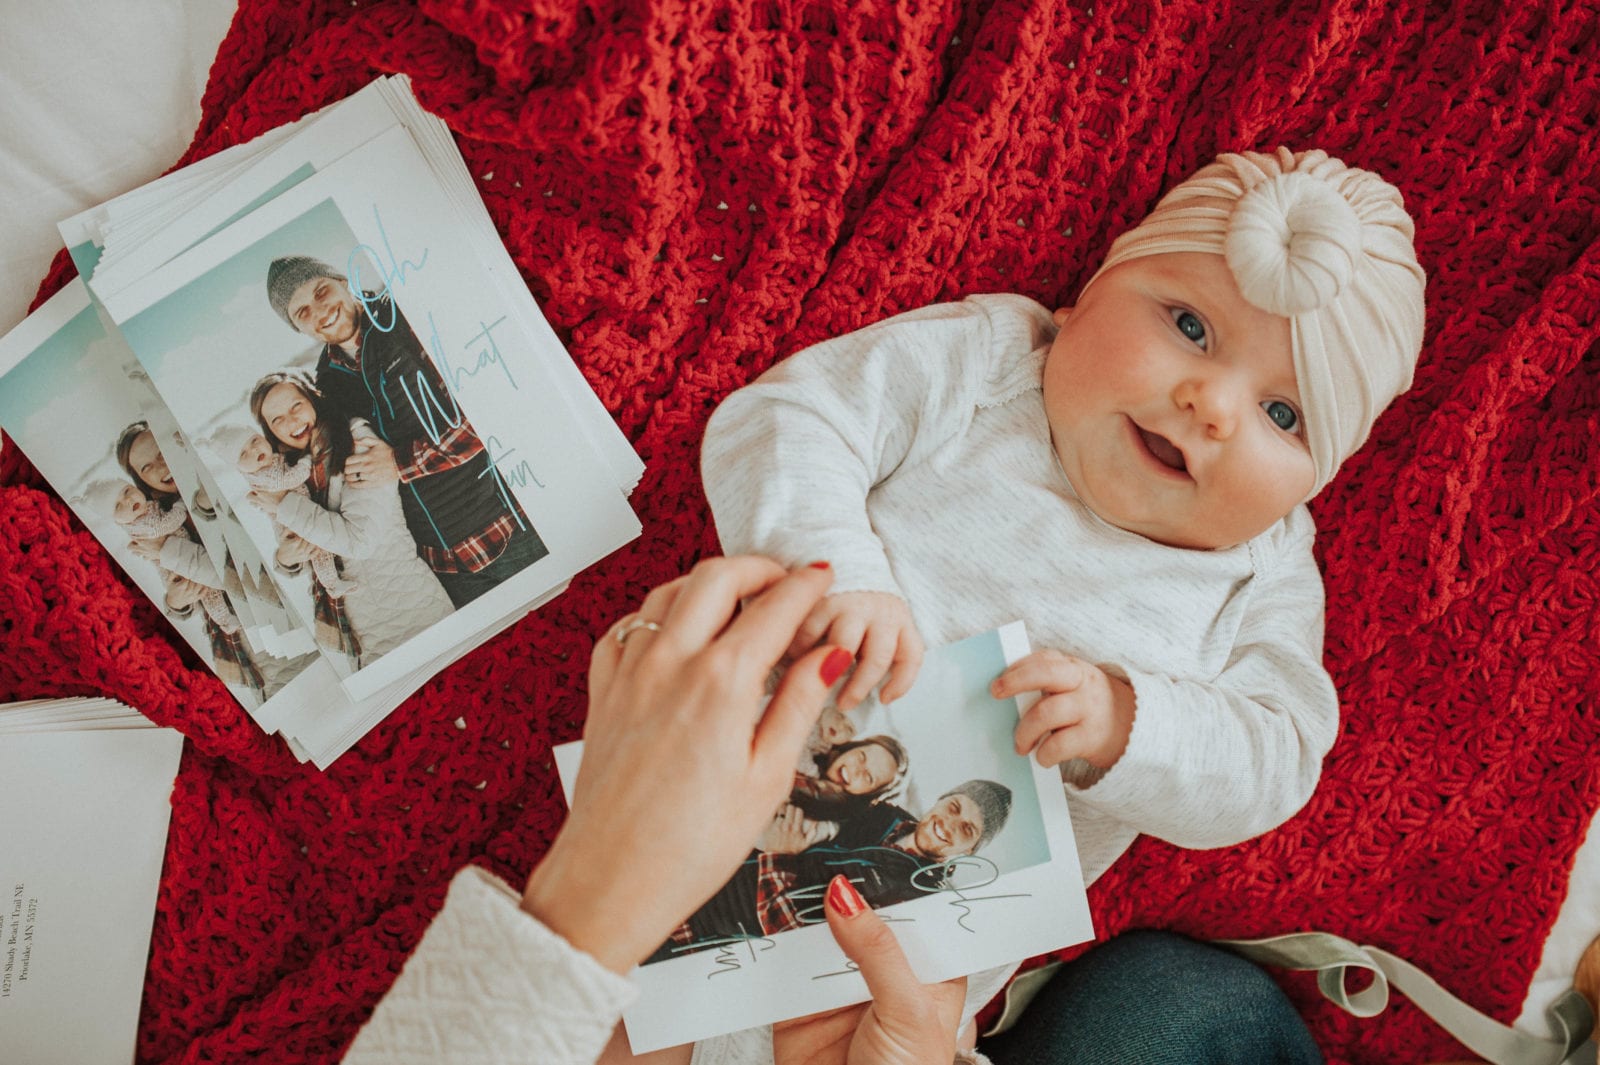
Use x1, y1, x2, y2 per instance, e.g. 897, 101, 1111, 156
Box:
0, 699, 183, 1065
0, 78, 643, 767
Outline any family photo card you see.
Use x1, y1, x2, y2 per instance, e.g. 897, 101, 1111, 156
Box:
554, 622, 1094, 1052
100, 123, 643, 701
87, 83, 396, 299
0, 702, 183, 1065
1, 77, 645, 767
0, 281, 319, 732
0, 282, 463, 760
84, 76, 643, 497
70, 210, 347, 664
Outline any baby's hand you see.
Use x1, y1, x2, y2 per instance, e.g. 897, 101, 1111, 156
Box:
789, 590, 923, 710
247, 488, 286, 517
757, 804, 827, 854
992, 650, 1136, 771
163, 573, 205, 611
128, 537, 162, 563
344, 437, 399, 487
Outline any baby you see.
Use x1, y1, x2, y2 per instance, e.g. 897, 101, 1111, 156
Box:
86, 479, 240, 634
103, 479, 185, 542
212, 426, 358, 598
795, 704, 856, 777
702, 148, 1425, 1029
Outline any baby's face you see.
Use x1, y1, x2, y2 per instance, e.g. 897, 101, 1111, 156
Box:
236, 434, 274, 474
818, 706, 855, 748
1041, 252, 1315, 549
112, 484, 149, 526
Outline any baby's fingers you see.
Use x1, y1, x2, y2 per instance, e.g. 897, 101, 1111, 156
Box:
878, 627, 925, 704
837, 622, 894, 709
991, 650, 1087, 700
1014, 693, 1083, 757
787, 600, 838, 661
1033, 724, 1092, 769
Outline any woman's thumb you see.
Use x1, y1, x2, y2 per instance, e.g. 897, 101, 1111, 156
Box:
822, 875, 926, 1007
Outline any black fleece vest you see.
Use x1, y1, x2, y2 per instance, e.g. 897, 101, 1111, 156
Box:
314, 294, 520, 554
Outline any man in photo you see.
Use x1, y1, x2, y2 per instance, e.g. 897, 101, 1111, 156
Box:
264, 255, 548, 607
649, 779, 1013, 963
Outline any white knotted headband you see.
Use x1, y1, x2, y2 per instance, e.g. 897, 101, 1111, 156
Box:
201, 424, 260, 468
1081, 147, 1427, 496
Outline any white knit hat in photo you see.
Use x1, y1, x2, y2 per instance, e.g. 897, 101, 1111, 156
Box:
80, 478, 133, 518
202, 424, 260, 468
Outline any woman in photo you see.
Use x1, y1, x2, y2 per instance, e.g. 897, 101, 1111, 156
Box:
785, 734, 911, 840
770, 733, 911, 850
247, 371, 453, 666
115, 421, 262, 694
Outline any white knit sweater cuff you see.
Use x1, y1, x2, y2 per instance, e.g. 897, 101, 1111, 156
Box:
342, 866, 638, 1065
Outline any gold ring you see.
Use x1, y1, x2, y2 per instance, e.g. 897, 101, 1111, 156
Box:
614, 617, 664, 646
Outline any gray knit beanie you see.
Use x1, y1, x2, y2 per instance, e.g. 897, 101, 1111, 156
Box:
941, 779, 1013, 851
266, 256, 345, 329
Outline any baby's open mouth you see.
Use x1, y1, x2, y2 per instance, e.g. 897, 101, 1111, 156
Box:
1138, 428, 1188, 473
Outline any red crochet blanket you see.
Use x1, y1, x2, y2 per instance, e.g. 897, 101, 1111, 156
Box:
5, 2, 1597, 1062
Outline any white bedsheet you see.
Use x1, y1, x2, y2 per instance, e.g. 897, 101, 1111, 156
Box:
0, 0, 234, 331
0, 0, 1591, 1044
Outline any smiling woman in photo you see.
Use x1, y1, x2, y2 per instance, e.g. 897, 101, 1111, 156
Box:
787, 734, 910, 832
247, 371, 452, 666
804, 734, 907, 795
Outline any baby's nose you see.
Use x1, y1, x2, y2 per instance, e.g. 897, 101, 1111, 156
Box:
1175, 376, 1244, 439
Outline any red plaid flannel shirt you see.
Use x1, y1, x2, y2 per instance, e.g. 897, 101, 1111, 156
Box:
395, 420, 512, 574
754, 853, 814, 936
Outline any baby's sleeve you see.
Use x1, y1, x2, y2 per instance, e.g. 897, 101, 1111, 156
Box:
701, 299, 1004, 596
158, 535, 224, 589
1065, 512, 1341, 849
277, 483, 382, 559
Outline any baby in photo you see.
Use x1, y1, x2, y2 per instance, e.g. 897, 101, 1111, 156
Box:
102, 479, 188, 544
209, 425, 357, 598
795, 704, 856, 776
85, 478, 239, 633
701, 147, 1426, 1038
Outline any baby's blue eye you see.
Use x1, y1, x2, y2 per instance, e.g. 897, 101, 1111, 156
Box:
1173, 310, 1206, 346
1263, 400, 1300, 433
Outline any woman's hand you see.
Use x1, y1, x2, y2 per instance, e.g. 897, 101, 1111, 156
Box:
773, 875, 966, 1065
163, 573, 206, 611
993, 649, 1136, 770
247, 488, 286, 517
343, 436, 399, 487
275, 531, 315, 568
520, 557, 852, 974
788, 591, 925, 710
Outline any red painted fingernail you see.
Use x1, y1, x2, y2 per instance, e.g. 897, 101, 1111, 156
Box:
826, 874, 867, 918
808, 560, 831, 569
819, 648, 853, 686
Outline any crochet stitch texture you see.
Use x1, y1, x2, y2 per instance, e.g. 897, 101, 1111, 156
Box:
3, 2, 1598, 1062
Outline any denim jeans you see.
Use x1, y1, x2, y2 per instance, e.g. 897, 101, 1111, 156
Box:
981, 931, 1324, 1065
435, 522, 549, 608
